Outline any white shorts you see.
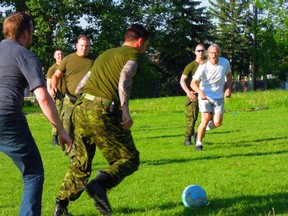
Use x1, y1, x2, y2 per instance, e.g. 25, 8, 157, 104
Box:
198, 97, 224, 114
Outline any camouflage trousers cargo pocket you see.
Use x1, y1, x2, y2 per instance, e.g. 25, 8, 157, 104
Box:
61, 97, 82, 139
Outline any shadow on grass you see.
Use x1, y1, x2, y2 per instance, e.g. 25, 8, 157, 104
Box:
134, 124, 183, 132
110, 193, 288, 215
144, 133, 183, 139
114, 201, 179, 215
207, 129, 242, 134
181, 192, 288, 216
209, 134, 288, 146
141, 149, 288, 166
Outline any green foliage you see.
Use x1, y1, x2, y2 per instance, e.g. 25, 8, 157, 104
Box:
151, 0, 214, 95
131, 62, 161, 99
256, 0, 288, 81
159, 75, 183, 97
0, 0, 287, 97
1, 90, 288, 215
207, 0, 288, 87
2, 0, 215, 97
26, 0, 86, 73
208, 0, 252, 78
84, 0, 127, 54
0, 0, 90, 73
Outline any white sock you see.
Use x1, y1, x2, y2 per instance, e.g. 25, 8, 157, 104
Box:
206, 121, 215, 131
196, 140, 203, 146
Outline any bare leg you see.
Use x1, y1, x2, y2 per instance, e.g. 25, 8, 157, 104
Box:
197, 112, 212, 144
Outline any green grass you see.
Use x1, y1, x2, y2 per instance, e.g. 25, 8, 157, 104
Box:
0, 90, 288, 216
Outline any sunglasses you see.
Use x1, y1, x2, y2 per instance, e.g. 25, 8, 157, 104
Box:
196, 50, 205, 52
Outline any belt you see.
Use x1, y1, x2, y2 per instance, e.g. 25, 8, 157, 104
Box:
84, 93, 97, 101
83, 93, 114, 108
65, 92, 77, 102
55, 92, 65, 100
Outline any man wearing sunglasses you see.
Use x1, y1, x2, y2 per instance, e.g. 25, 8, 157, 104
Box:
180, 44, 206, 146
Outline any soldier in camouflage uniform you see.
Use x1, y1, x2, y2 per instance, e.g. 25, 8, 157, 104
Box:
49, 36, 96, 137
180, 44, 206, 146
46, 48, 65, 146
53, 24, 150, 216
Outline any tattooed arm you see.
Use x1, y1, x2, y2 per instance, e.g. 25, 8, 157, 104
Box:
118, 60, 138, 129
75, 71, 91, 95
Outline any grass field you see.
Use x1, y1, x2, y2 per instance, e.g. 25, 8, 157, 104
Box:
0, 90, 288, 216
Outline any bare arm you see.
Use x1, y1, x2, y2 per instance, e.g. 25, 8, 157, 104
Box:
118, 60, 138, 129
33, 86, 73, 155
50, 69, 63, 98
46, 78, 52, 96
180, 74, 197, 102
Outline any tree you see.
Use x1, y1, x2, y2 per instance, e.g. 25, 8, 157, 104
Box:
83, 0, 127, 54
0, 0, 88, 75
208, 0, 252, 80
158, 0, 214, 96
0, 0, 215, 97
209, 0, 288, 89
119, 0, 214, 96
85, 0, 215, 96
255, 0, 288, 87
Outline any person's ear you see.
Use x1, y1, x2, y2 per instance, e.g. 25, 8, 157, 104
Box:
23, 29, 29, 39
137, 37, 144, 47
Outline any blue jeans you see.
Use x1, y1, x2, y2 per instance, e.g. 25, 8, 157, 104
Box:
0, 114, 44, 216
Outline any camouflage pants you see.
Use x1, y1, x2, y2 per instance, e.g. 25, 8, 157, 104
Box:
57, 97, 140, 201
60, 96, 76, 139
51, 97, 64, 136
184, 98, 199, 137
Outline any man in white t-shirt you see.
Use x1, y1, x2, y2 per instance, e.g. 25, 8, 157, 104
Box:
191, 43, 233, 150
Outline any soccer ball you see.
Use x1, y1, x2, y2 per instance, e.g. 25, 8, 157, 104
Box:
182, 185, 207, 207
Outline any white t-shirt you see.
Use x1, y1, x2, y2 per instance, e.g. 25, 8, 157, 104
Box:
193, 57, 231, 99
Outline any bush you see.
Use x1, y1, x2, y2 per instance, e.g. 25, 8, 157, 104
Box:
131, 63, 161, 99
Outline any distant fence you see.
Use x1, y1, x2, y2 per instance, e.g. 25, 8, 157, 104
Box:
24, 96, 38, 105
232, 80, 267, 92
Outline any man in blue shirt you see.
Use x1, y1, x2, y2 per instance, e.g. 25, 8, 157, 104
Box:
0, 12, 73, 215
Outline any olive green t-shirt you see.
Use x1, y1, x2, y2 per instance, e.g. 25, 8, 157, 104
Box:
82, 45, 145, 102
46, 63, 66, 93
182, 60, 199, 91
58, 52, 96, 96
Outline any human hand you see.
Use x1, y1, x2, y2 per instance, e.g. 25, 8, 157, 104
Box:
49, 87, 57, 100
199, 91, 207, 100
58, 129, 73, 155
121, 108, 133, 130
225, 88, 231, 98
187, 91, 197, 102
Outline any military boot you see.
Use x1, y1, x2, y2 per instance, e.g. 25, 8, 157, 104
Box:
86, 171, 115, 216
53, 198, 73, 216
193, 132, 198, 144
184, 136, 192, 146
53, 135, 59, 146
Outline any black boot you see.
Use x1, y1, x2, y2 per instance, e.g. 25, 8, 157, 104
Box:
184, 136, 192, 146
86, 172, 114, 216
53, 135, 59, 146
193, 132, 198, 144
53, 198, 73, 216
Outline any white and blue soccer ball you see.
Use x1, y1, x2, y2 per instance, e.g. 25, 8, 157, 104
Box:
182, 185, 207, 207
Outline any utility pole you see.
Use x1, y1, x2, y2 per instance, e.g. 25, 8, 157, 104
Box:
249, 1, 258, 90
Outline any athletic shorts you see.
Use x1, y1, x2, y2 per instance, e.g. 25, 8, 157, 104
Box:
198, 97, 224, 114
